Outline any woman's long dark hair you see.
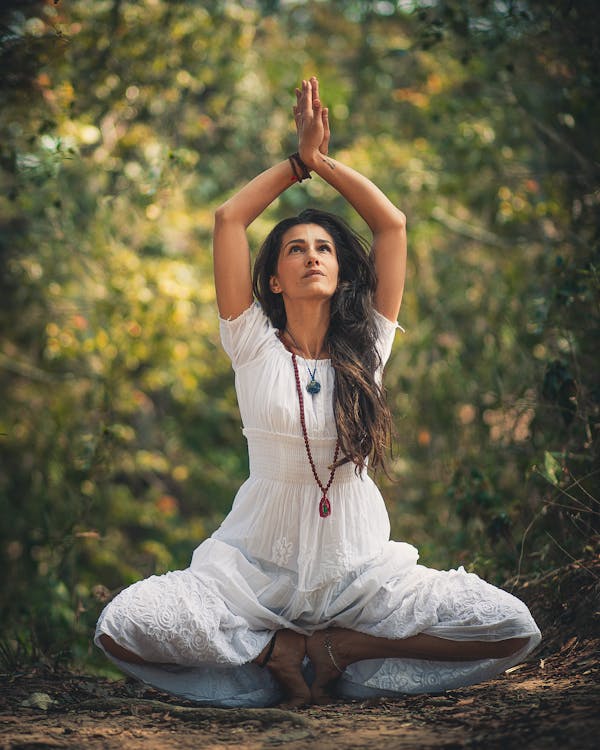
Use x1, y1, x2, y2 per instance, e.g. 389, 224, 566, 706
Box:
252, 208, 393, 472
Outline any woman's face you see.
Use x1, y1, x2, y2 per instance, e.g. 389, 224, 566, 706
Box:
269, 223, 339, 303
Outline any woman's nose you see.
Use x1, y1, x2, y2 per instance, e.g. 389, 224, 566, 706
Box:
305, 248, 320, 265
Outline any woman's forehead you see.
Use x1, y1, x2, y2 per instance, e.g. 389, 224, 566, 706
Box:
280, 223, 335, 246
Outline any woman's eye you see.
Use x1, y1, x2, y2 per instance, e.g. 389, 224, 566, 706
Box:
318, 245, 331, 252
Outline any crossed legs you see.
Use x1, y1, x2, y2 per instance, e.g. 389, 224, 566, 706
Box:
99, 629, 530, 706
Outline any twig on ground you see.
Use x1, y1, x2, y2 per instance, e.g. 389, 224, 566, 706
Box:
68, 696, 313, 728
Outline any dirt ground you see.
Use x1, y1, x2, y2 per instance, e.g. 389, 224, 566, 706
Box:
2, 558, 599, 750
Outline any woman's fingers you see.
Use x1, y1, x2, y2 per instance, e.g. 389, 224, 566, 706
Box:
321, 107, 330, 155
301, 78, 313, 118
296, 76, 327, 156
297, 76, 321, 111
311, 76, 320, 105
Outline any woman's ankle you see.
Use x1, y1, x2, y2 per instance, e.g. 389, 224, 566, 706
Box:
254, 632, 277, 667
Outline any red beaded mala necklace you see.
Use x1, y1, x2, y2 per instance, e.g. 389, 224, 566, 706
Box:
291, 352, 340, 518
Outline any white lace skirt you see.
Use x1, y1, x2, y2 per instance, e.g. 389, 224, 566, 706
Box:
95, 542, 541, 706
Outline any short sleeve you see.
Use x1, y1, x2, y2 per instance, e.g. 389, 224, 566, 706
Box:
219, 301, 275, 369
374, 309, 404, 368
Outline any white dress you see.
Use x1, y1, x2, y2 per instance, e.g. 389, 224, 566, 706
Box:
95, 302, 541, 706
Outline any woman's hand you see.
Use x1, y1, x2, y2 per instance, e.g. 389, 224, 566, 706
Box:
293, 77, 330, 166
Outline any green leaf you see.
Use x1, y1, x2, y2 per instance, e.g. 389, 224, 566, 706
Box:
542, 451, 563, 486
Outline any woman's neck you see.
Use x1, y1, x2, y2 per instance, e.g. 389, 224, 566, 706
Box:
283, 300, 330, 360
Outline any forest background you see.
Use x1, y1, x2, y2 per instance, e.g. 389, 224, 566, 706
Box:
0, 0, 598, 673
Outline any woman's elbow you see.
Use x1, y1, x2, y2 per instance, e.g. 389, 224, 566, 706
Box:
213, 203, 231, 226
392, 209, 407, 230
214, 202, 249, 231
378, 209, 407, 236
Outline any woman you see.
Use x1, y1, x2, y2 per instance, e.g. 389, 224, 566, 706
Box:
96, 78, 541, 707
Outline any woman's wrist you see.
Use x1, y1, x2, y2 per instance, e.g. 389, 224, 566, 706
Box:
298, 147, 320, 171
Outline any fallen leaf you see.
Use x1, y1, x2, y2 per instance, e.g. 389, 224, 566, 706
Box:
20, 692, 58, 711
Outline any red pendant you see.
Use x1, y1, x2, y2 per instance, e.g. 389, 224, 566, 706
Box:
319, 495, 331, 518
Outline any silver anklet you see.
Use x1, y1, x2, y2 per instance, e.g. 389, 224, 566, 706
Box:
324, 635, 344, 673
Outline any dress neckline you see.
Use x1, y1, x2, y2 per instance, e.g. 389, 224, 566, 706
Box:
275, 330, 331, 362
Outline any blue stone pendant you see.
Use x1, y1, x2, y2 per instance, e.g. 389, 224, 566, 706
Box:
306, 379, 321, 395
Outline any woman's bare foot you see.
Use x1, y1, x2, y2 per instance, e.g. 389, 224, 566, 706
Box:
306, 627, 351, 705
255, 629, 310, 708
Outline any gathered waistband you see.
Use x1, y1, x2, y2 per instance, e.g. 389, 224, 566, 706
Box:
243, 428, 363, 484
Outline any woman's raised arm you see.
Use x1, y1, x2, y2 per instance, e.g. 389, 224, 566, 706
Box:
213, 86, 331, 321
213, 161, 295, 321
295, 78, 407, 322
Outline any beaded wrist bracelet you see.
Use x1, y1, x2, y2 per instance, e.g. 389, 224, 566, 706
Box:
288, 152, 312, 183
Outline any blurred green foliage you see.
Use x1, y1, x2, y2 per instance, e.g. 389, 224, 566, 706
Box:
0, 0, 598, 669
